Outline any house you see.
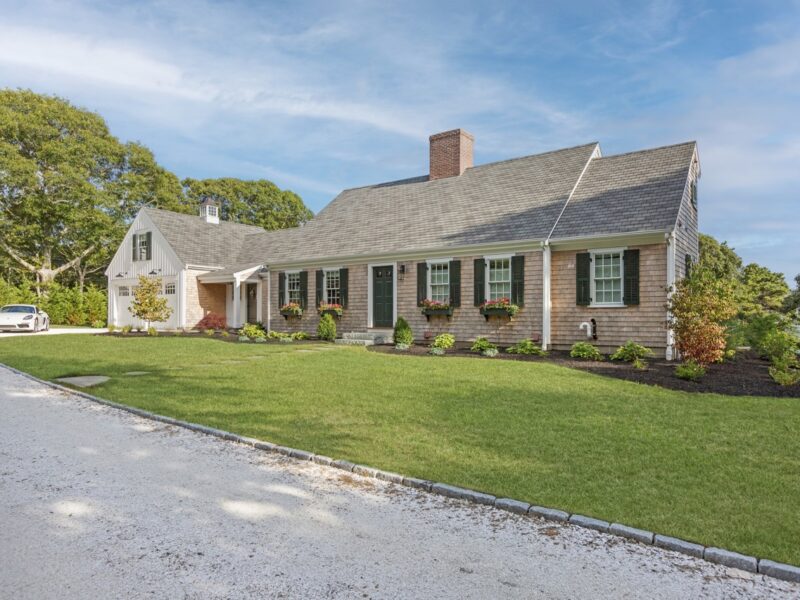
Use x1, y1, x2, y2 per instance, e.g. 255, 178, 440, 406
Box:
105, 129, 699, 358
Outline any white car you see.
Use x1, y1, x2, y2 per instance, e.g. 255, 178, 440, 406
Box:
0, 304, 50, 333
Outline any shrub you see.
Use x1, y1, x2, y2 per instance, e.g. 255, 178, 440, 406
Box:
205, 328, 216, 336
668, 274, 737, 366
675, 360, 706, 381
91, 320, 106, 329
395, 342, 410, 351
147, 327, 158, 337
394, 317, 413, 346
83, 286, 107, 324
267, 330, 289, 340
632, 358, 648, 370
769, 365, 800, 386
570, 342, 603, 361
197, 313, 226, 331
239, 323, 265, 339
107, 324, 116, 333
220, 330, 230, 338
429, 347, 446, 356
759, 329, 798, 363
482, 347, 499, 358
291, 331, 309, 341
121, 325, 132, 335
470, 337, 497, 353
431, 333, 455, 350
317, 313, 337, 341
611, 340, 654, 363
506, 340, 547, 356
743, 313, 787, 351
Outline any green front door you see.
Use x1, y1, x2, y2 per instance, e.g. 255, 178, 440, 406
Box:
372, 266, 394, 328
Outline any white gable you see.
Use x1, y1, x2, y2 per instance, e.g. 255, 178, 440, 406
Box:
105, 210, 183, 280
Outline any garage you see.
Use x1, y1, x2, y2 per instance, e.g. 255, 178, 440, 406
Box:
112, 279, 179, 330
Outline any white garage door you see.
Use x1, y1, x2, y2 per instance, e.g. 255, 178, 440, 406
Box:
114, 281, 179, 330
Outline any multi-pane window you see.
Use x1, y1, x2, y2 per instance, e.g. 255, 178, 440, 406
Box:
324, 270, 341, 305
286, 272, 301, 304
119, 286, 129, 297
592, 252, 623, 305
137, 234, 149, 261
487, 258, 511, 300
429, 262, 449, 303
164, 282, 176, 295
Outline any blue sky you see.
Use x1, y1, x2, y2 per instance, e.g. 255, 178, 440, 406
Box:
1, 0, 798, 282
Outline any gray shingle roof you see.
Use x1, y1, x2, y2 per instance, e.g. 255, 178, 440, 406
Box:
144, 140, 696, 270
549, 141, 696, 240
143, 208, 264, 267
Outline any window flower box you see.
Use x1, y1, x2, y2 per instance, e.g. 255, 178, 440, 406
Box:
280, 302, 303, 319
419, 299, 453, 321
479, 298, 519, 321
318, 303, 343, 318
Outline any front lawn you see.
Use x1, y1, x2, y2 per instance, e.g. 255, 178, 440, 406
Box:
1, 335, 798, 565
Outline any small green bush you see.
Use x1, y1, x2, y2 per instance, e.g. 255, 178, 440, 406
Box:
317, 313, 337, 341
220, 330, 230, 338
429, 347, 446, 356
760, 329, 798, 363
107, 324, 116, 333
395, 342, 410, 351
611, 340, 654, 363
147, 327, 158, 337
470, 337, 497, 353
769, 365, 800, 386
121, 325, 132, 335
675, 360, 706, 381
431, 333, 455, 350
204, 328, 216, 336
394, 316, 413, 346
506, 340, 546, 356
744, 313, 788, 351
239, 323, 265, 339
482, 347, 499, 358
632, 358, 648, 370
91, 320, 106, 329
569, 342, 603, 361
291, 331, 309, 341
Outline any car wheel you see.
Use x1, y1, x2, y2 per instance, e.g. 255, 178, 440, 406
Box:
45, 319, 50, 331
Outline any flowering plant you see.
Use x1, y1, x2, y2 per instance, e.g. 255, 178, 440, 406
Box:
419, 298, 452, 311
280, 302, 303, 316
318, 302, 343, 316
479, 297, 519, 317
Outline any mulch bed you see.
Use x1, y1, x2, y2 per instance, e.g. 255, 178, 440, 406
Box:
368, 344, 800, 398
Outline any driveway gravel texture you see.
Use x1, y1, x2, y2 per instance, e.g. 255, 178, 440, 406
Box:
1, 365, 798, 599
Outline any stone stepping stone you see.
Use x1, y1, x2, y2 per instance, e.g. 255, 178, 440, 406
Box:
55, 375, 110, 388
123, 371, 151, 376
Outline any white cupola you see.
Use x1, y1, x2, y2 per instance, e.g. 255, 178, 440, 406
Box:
200, 198, 220, 224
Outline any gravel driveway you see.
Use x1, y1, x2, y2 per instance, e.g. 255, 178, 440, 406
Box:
1, 365, 797, 599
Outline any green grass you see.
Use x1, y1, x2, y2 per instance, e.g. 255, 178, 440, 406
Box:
1, 335, 799, 565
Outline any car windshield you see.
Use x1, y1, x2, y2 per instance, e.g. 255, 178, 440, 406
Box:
0, 305, 35, 314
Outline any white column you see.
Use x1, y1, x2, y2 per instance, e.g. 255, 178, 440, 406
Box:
232, 277, 241, 328
265, 273, 271, 332
256, 280, 263, 324
665, 233, 677, 361
107, 277, 115, 326
542, 243, 552, 350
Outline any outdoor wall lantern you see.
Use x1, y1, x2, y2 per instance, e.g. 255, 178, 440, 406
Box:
398, 264, 406, 280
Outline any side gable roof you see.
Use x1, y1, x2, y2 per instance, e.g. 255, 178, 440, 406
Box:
549, 141, 697, 240
236, 142, 600, 265
142, 207, 265, 268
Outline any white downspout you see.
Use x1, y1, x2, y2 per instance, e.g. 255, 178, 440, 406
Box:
665, 232, 677, 360
265, 272, 271, 332
178, 269, 187, 329
107, 276, 115, 326
541, 241, 552, 350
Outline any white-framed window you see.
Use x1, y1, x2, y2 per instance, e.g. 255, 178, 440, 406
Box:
590, 250, 624, 306
207, 204, 218, 217
137, 234, 149, 261
324, 269, 341, 305
286, 272, 301, 304
119, 286, 129, 297
427, 261, 450, 303
486, 257, 511, 301
164, 282, 176, 295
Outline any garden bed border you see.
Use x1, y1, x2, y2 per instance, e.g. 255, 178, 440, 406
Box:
3, 361, 798, 585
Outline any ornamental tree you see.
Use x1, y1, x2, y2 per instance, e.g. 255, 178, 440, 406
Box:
129, 276, 172, 329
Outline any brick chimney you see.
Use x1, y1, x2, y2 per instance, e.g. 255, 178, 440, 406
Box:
429, 129, 474, 180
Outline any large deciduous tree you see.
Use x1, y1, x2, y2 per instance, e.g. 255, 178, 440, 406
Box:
182, 177, 312, 230
740, 263, 790, 316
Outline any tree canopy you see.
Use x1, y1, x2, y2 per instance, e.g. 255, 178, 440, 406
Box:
0, 89, 312, 292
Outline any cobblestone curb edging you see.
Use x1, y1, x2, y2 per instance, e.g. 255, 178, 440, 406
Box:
3, 362, 799, 585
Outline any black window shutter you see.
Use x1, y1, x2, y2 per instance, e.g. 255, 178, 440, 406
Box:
132, 234, 138, 261
473, 258, 486, 306
576, 253, 591, 306
340, 268, 349, 308
685, 254, 692, 280
511, 255, 525, 306
145, 232, 152, 260
278, 272, 286, 307
416, 262, 427, 304
449, 260, 461, 307
299, 271, 308, 309
315, 269, 324, 307
623, 249, 640, 306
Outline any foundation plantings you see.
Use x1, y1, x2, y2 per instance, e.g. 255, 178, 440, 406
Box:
611, 341, 654, 370
430, 333, 455, 356
393, 317, 413, 350
570, 342, 603, 361
506, 340, 547, 356
317, 313, 337, 341
470, 337, 498, 357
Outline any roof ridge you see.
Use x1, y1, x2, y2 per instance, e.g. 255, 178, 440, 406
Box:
598, 140, 696, 161
143, 206, 267, 232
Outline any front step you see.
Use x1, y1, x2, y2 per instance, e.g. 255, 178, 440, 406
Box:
338, 331, 394, 345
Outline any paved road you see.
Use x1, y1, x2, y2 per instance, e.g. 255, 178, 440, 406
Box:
0, 327, 106, 338
1, 366, 797, 599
